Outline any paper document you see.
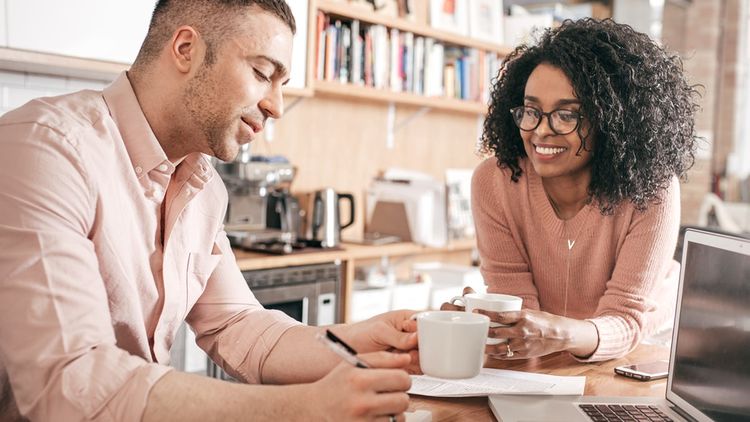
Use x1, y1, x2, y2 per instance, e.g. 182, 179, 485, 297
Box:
408, 368, 586, 397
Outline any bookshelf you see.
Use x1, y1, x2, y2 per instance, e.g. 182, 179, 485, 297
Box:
311, 0, 511, 115
314, 79, 486, 113
316, 1, 512, 55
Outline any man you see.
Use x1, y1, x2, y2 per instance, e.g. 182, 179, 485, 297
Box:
0, 1, 418, 421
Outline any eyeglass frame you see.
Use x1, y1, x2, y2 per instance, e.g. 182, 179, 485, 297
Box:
509, 105, 584, 136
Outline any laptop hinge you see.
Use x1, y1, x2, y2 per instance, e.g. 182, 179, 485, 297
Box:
670, 404, 698, 422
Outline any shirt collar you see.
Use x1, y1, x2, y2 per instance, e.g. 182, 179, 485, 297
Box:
102, 72, 215, 186
102, 71, 170, 179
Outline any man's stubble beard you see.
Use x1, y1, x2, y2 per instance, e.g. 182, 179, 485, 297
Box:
183, 64, 238, 162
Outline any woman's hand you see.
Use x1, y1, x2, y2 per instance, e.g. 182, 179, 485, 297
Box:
439, 286, 477, 311
476, 309, 599, 359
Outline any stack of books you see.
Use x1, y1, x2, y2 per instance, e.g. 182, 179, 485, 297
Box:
315, 12, 503, 104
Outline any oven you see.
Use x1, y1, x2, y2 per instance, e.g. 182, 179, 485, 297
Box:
246, 262, 341, 326
195, 261, 342, 380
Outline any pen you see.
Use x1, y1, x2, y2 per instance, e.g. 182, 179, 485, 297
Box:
319, 329, 400, 422
317, 329, 370, 368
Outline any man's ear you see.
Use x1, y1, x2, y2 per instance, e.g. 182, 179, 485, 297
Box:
169, 25, 202, 74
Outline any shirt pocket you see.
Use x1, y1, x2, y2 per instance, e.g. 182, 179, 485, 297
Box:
185, 251, 222, 312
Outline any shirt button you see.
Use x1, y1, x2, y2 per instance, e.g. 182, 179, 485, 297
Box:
135, 166, 143, 174
158, 163, 169, 172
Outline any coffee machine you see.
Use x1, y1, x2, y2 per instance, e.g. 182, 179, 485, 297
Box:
215, 146, 298, 252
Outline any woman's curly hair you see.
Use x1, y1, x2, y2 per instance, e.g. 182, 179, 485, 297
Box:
480, 18, 700, 214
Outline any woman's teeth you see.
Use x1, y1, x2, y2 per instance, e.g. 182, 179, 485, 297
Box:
535, 145, 566, 155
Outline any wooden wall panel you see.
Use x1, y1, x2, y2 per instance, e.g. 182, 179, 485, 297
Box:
252, 95, 486, 237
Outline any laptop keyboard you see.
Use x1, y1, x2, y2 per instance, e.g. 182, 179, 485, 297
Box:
578, 404, 674, 421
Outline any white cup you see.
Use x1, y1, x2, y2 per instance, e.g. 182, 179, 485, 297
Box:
415, 311, 490, 379
449, 293, 523, 345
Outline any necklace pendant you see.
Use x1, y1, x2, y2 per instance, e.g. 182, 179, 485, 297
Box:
567, 239, 575, 250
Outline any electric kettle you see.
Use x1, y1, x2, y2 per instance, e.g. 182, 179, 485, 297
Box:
310, 188, 355, 248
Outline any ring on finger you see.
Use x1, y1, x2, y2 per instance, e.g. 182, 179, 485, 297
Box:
389, 415, 397, 422
506, 343, 514, 358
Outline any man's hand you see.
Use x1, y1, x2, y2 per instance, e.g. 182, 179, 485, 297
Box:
334, 310, 420, 374
304, 351, 412, 422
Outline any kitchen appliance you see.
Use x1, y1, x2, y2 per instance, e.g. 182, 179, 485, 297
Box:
245, 262, 340, 326
235, 188, 325, 254
206, 262, 342, 381
216, 159, 295, 233
306, 188, 355, 248
366, 176, 447, 247
216, 150, 304, 252
265, 188, 302, 243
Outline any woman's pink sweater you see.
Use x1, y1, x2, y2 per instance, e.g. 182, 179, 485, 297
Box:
472, 157, 680, 361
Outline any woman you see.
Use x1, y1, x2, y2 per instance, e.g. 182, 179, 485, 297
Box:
446, 18, 699, 362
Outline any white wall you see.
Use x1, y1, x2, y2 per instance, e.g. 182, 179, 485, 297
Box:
0, 69, 110, 115
5, 0, 152, 63
613, 0, 663, 40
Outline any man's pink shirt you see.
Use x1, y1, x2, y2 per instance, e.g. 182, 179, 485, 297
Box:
0, 73, 299, 421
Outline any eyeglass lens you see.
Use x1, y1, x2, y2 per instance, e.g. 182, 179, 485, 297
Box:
511, 107, 580, 135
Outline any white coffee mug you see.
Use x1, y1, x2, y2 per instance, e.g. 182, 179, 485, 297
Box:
449, 293, 523, 345
415, 311, 490, 379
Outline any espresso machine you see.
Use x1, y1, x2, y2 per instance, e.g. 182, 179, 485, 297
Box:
216, 145, 299, 253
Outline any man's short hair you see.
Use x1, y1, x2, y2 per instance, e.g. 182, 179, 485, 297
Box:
135, 0, 295, 67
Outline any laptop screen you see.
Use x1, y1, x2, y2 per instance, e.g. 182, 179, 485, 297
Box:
668, 232, 750, 421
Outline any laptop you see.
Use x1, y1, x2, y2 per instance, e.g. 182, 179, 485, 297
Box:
489, 229, 750, 422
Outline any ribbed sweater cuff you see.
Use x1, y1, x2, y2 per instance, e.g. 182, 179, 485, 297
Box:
574, 315, 634, 362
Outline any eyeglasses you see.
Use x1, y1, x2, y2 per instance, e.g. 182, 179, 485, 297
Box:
510, 106, 583, 135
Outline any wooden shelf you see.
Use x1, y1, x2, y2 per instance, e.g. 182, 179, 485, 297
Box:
314, 79, 488, 114
0, 47, 128, 81
344, 237, 476, 259
233, 238, 476, 271
282, 86, 314, 98
313, 1, 505, 114
316, 0, 512, 55
234, 248, 347, 271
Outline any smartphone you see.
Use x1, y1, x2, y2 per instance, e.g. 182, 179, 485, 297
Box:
614, 360, 669, 381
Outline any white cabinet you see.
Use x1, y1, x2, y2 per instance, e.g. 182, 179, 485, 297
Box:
6, 0, 153, 64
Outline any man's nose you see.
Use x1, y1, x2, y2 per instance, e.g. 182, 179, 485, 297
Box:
260, 84, 284, 119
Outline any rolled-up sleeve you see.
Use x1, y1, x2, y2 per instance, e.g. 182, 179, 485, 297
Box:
186, 230, 301, 384
0, 120, 170, 421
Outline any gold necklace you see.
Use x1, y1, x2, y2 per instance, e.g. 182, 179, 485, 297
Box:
548, 198, 591, 317
546, 193, 589, 250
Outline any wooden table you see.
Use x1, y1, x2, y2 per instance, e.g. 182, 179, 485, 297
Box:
408, 344, 670, 421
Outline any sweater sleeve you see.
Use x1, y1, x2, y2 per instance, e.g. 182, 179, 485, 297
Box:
578, 178, 681, 362
472, 159, 540, 310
